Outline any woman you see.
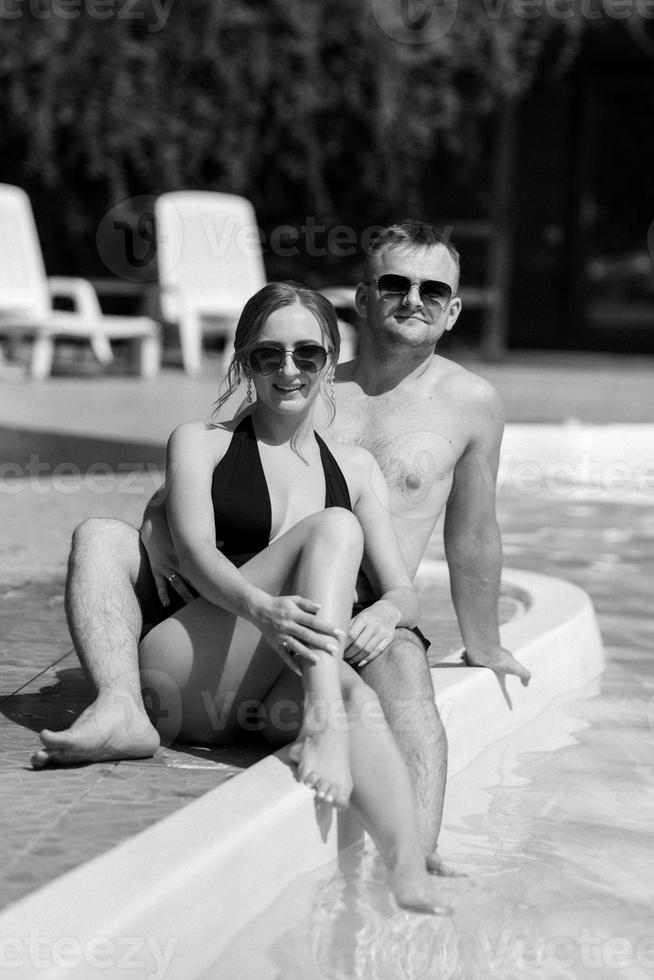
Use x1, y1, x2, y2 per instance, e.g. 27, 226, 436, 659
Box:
139, 282, 443, 912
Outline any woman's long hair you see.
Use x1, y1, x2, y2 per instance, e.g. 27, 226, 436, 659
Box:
213, 281, 340, 427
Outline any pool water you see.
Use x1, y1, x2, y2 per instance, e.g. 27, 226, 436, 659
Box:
201, 486, 654, 980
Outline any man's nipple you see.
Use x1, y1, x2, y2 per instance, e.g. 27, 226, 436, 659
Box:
404, 473, 422, 491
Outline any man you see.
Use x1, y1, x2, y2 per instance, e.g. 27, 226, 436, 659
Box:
32, 221, 529, 861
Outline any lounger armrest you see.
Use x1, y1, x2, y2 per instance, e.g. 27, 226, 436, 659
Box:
47, 277, 103, 320
318, 285, 357, 312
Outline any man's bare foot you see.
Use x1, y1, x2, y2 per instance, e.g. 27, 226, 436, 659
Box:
288, 725, 352, 810
31, 690, 160, 768
462, 646, 531, 686
425, 851, 465, 877
389, 855, 451, 915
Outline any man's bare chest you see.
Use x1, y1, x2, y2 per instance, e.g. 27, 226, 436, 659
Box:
333, 394, 468, 517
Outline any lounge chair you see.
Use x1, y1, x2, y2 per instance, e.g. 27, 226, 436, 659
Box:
155, 191, 357, 376
0, 184, 161, 379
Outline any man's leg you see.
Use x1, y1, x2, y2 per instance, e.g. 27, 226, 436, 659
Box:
31, 518, 160, 767
358, 629, 447, 857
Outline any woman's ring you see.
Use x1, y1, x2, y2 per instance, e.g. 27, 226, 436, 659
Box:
167, 573, 179, 584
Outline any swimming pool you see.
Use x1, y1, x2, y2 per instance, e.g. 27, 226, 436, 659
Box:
200, 460, 654, 978
1, 425, 650, 979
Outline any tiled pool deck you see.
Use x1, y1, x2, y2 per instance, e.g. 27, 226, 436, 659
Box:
1, 351, 651, 912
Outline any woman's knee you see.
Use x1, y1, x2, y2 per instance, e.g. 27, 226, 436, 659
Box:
308, 507, 364, 553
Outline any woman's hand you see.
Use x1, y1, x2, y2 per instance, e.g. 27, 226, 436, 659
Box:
344, 600, 401, 669
252, 594, 345, 675
141, 498, 195, 606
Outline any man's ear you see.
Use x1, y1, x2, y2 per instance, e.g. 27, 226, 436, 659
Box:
444, 296, 462, 332
354, 282, 368, 317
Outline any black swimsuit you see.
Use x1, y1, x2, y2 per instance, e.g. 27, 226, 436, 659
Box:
211, 414, 352, 566
139, 414, 430, 654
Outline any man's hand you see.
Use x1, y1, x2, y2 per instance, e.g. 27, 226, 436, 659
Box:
461, 647, 531, 686
141, 498, 195, 606
344, 600, 400, 669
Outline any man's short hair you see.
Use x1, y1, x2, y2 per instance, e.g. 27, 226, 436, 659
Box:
365, 220, 461, 294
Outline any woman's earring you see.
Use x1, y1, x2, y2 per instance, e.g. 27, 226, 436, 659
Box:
247, 377, 253, 404
329, 375, 335, 402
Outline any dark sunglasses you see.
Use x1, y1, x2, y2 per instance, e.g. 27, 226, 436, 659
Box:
247, 342, 330, 375
373, 274, 453, 309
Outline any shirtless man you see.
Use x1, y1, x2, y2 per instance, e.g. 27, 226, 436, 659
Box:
32, 221, 529, 859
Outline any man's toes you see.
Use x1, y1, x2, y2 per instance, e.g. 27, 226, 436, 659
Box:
31, 749, 53, 770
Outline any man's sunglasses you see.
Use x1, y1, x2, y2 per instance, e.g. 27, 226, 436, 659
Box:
247, 342, 330, 375
372, 274, 453, 310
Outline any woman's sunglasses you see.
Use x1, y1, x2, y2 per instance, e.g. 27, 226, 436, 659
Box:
373, 274, 453, 310
247, 342, 330, 375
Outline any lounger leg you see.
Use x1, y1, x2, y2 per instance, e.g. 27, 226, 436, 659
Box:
30, 334, 55, 380
179, 312, 203, 376
90, 334, 114, 366
136, 333, 161, 379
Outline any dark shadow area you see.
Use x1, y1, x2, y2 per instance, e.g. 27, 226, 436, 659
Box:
0, 666, 269, 770
0, 426, 165, 471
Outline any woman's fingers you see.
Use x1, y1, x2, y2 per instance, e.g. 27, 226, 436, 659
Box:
277, 647, 303, 677
168, 574, 195, 604
289, 624, 340, 654
279, 636, 319, 667
154, 573, 171, 607
293, 599, 345, 639
345, 623, 391, 667
152, 565, 194, 606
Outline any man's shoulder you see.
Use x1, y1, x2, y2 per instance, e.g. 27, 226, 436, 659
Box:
429, 357, 503, 415
322, 434, 375, 472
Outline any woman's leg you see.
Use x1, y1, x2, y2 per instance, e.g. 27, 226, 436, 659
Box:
262, 662, 447, 913
139, 508, 362, 806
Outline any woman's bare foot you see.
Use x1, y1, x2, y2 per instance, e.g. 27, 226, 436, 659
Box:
31, 689, 160, 768
288, 724, 352, 810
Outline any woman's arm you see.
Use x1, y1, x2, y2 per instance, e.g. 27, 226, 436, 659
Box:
164, 422, 341, 664
347, 452, 420, 667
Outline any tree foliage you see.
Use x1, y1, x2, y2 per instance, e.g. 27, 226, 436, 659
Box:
0, 0, 639, 279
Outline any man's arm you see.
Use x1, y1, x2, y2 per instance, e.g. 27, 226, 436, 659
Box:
443, 381, 530, 685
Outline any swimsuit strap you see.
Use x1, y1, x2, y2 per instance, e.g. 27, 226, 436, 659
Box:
315, 432, 352, 511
